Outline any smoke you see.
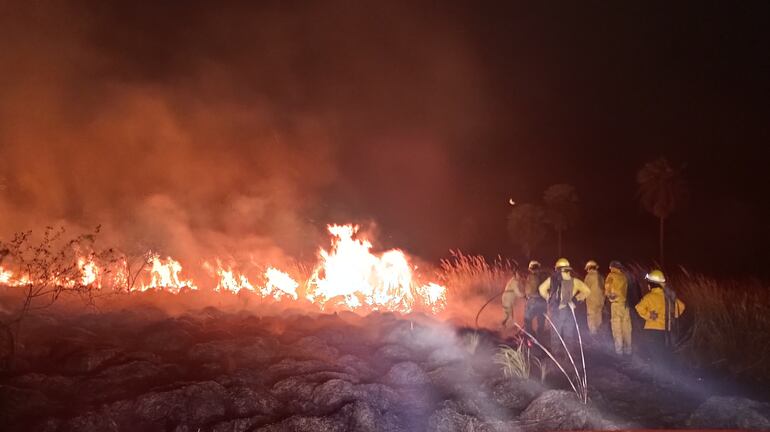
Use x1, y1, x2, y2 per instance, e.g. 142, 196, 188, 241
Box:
0, 1, 485, 277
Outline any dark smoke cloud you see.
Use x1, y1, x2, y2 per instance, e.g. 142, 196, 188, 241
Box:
0, 1, 485, 275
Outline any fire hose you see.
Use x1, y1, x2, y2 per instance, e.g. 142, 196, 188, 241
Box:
474, 290, 503, 330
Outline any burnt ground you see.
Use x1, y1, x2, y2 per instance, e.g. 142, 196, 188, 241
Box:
1, 301, 770, 432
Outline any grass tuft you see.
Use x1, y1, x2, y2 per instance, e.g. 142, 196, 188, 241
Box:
494, 343, 530, 379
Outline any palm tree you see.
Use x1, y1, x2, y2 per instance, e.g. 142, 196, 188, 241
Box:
507, 203, 547, 259
636, 157, 687, 265
543, 184, 579, 256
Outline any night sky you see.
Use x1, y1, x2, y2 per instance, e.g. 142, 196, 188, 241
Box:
1, 1, 768, 277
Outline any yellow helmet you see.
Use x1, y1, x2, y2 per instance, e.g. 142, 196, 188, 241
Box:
645, 269, 666, 284
554, 258, 571, 270
585, 260, 598, 271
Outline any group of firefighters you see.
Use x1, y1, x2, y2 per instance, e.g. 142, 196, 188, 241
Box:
502, 258, 686, 361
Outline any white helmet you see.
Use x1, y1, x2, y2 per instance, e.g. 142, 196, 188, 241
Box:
645, 269, 666, 284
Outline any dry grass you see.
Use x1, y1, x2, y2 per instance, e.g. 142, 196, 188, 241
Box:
673, 271, 770, 378
494, 343, 530, 378
463, 331, 480, 355
439, 250, 518, 297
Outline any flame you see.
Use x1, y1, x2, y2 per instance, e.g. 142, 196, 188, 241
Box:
0, 265, 31, 287
78, 257, 100, 287
140, 253, 197, 293
416, 282, 447, 313
214, 267, 255, 294
305, 224, 442, 313
0, 266, 13, 285
262, 267, 299, 300
0, 224, 447, 314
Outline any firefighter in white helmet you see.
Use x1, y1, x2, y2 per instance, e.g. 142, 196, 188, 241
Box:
583, 260, 605, 336
635, 269, 686, 360
538, 258, 591, 354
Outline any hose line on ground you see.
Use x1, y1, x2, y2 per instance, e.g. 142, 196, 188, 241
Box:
474, 290, 503, 330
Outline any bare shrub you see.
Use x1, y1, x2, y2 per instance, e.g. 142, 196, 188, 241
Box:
0, 226, 121, 368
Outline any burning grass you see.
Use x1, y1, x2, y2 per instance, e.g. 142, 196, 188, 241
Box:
438, 250, 518, 298
2, 224, 768, 383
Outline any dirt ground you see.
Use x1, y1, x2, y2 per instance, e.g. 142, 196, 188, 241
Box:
1, 295, 769, 431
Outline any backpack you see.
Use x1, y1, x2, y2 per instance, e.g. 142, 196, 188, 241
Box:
663, 286, 681, 347
623, 270, 641, 309
547, 270, 564, 313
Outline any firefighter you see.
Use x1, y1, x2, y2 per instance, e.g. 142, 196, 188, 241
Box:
605, 260, 632, 355
501, 273, 521, 328
538, 258, 591, 354
583, 260, 605, 336
635, 269, 686, 360
522, 260, 548, 338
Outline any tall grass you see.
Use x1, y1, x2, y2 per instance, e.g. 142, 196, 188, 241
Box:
439, 250, 518, 297
435, 255, 770, 381
673, 271, 770, 378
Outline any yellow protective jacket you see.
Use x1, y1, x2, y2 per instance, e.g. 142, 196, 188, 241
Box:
635, 287, 686, 330
538, 273, 591, 309
584, 270, 605, 309
604, 268, 628, 304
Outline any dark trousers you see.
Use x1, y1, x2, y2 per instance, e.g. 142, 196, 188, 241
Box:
549, 307, 576, 356
642, 329, 668, 361
524, 297, 547, 339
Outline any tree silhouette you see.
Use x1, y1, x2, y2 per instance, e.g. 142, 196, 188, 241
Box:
636, 157, 687, 265
507, 203, 547, 259
543, 184, 579, 257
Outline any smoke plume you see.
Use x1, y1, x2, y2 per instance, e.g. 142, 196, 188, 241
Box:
0, 1, 485, 276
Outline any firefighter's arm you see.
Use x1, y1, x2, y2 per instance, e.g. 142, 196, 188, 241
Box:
573, 279, 590, 302
635, 294, 651, 319
538, 278, 551, 300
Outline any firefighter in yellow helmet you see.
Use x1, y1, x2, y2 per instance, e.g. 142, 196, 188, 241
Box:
605, 260, 632, 355
583, 260, 605, 336
538, 258, 591, 354
635, 269, 686, 359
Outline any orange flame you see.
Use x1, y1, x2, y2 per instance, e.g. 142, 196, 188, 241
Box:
0, 266, 13, 285
416, 282, 448, 313
77, 257, 100, 287
262, 267, 299, 300
140, 253, 197, 292
305, 224, 444, 312
0, 224, 447, 314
